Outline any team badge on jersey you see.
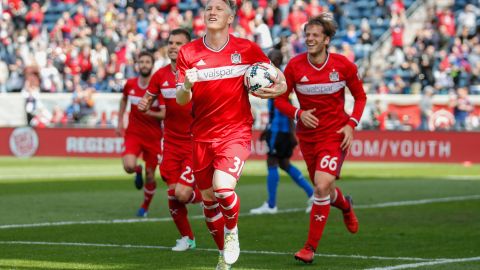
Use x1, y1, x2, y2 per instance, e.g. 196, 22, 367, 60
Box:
231, 52, 241, 64
329, 70, 339, 82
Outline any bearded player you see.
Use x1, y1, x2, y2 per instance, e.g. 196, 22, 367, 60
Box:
139, 29, 203, 252
275, 14, 367, 264
116, 51, 165, 218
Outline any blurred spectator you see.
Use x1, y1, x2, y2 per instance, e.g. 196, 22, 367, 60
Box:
450, 87, 473, 131
253, 14, 272, 52
457, 4, 479, 36
419, 86, 434, 130
0, 60, 8, 93
66, 86, 96, 124
21, 80, 41, 125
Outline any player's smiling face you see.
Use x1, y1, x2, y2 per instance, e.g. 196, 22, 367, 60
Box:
204, 0, 234, 31
167, 34, 189, 62
305, 24, 330, 56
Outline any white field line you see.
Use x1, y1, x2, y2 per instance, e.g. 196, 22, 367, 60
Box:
1, 195, 479, 230
365, 256, 480, 270
0, 241, 443, 262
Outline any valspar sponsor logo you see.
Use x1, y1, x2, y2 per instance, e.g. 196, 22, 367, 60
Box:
128, 96, 159, 107
296, 81, 346, 95
350, 139, 451, 159
197, 65, 249, 81
161, 88, 176, 99
9, 127, 39, 158
66, 137, 124, 154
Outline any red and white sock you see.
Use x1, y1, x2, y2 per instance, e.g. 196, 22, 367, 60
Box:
203, 200, 225, 250
331, 187, 350, 212
188, 187, 203, 204
167, 189, 194, 239
306, 195, 331, 251
141, 181, 156, 210
214, 188, 240, 231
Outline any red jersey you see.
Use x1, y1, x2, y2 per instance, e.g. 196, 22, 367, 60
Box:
148, 65, 192, 142
176, 34, 269, 142
275, 53, 367, 143
122, 78, 163, 138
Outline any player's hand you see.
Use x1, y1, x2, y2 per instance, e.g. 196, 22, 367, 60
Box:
300, 108, 318, 128
115, 123, 124, 137
138, 97, 149, 112
337, 124, 354, 151
184, 67, 198, 90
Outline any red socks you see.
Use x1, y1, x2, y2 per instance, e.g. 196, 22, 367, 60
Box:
214, 189, 240, 230
306, 195, 331, 250
141, 181, 156, 210
167, 189, 194, 240
203, 200, 225, 250
331, 187, 350, 212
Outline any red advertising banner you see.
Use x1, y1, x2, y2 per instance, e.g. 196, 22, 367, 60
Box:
1, 128, 479, 163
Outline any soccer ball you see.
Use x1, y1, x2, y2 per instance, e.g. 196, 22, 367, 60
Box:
244, 62, 278, 94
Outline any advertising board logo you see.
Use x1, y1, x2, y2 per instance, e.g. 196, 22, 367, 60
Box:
9, 127, 39, 158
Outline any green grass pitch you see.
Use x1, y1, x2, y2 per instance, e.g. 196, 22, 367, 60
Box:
0, 157, 479, 269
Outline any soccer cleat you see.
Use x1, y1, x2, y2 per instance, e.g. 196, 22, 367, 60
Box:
343, 195, 359, 234
249, 202, 277, 214
136, 207, 148, 218
134, 165, 143, 190
216, 254, 231, 270
294, 245, 315, 264
172, 236, 196, 251
223, 230, 240, 264
306, 196, 314, 213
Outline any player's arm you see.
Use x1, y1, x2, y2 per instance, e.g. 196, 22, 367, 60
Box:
175, 47, 194, 105
274, 63, 318, 128
176, 68, 196, 105
337, 63, 367, 150
116, 83, 129, 136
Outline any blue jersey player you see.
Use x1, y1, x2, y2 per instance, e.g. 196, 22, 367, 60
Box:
250, 49, 314, 214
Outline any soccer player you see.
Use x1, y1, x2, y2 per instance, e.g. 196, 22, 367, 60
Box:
139, 28, 203, 252
250, 49, 314, 215
116, 51, 165, 218
274, 14, 367, 264
173, 1, 286, 268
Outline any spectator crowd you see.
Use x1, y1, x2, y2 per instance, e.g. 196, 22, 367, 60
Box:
0, 0, 478, 130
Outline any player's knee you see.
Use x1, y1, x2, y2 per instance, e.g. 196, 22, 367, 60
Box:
123, 164, 136, 174
175, 188, 191, 203
314, 180, 332, 195
200, 189, 215, 201
278, 160, 290, 171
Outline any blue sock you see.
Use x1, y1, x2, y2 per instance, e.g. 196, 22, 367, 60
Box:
286, 165, 313, 198
267, 166, 279, 208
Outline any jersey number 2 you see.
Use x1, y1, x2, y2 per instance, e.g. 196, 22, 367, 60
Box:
180, 166, 195, 183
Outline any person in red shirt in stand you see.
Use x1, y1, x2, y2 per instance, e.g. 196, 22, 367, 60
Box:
140, 1, 287, 269
275, 13, 367, 264
116, 51, 165, 218
140, 28, 203, 252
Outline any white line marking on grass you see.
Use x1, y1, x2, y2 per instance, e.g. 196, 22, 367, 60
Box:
355, 194, 480, 209
0, 241, 439, 262
1, 195, 479, 230
365, 256, 480, 270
